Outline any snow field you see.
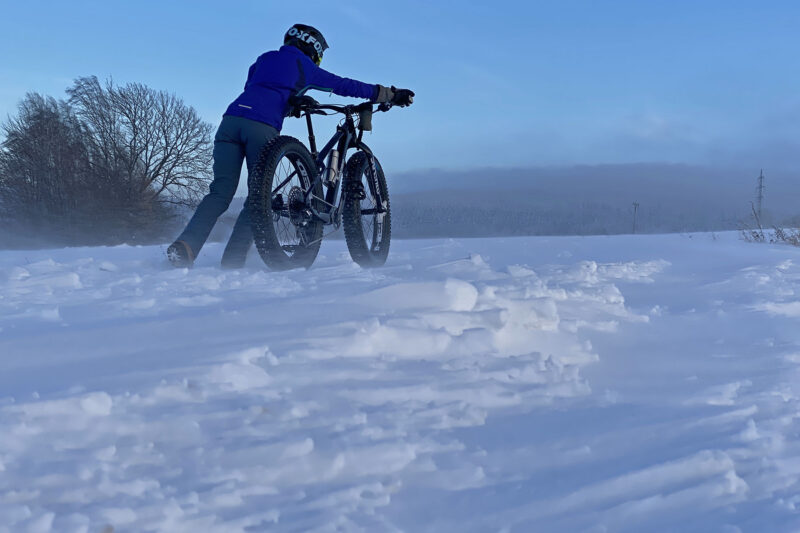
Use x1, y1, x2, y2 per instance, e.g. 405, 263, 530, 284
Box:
1, 234, 800, 531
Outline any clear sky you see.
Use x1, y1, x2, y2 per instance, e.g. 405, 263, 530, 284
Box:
1, 0, 799, 174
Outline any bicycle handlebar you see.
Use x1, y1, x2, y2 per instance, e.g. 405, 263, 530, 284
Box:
287, 95, 394, 119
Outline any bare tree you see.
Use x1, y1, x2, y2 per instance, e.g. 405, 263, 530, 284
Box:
0, 93, 96, 240
67, 76, 213, 209
0, 78, 213, 246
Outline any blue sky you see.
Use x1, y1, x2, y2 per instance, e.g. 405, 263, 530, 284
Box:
1, 0, 799, 174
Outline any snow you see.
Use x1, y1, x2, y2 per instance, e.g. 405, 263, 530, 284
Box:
1, 232, 800, 531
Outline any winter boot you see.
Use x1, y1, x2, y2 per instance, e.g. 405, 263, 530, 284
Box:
167, 240, 194, 268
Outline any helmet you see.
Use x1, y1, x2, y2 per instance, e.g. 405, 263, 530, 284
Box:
284, 24, 328, 66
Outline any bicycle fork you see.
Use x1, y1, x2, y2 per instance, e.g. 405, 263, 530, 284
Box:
366, 155, 387, 213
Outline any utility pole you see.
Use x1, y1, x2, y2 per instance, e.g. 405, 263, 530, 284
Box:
632, 202, 640, 234
756, 169, 765, 220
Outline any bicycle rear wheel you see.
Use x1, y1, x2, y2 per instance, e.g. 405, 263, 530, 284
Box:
247, 136, 324, 270
342, 151, 391, 267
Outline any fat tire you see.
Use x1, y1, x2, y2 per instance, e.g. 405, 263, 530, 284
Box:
247, 135, 323, 271
342, 151, 391, 267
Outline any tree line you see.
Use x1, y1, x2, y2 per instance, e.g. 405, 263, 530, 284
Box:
389, 191, 744, 238
0, 77, 212, 248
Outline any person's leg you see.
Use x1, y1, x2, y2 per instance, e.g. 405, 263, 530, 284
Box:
220, 119, 278, 268
220, 207, 253, 269
174, 116, 245, 261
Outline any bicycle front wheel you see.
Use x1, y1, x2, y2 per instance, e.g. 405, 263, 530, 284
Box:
247, 136, 324, 271
342, 151, 391, 267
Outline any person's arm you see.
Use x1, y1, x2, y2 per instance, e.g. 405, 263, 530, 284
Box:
300, 59, 414, 106
304, 63, 377, 100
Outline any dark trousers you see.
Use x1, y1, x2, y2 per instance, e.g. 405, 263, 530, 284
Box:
176, 115, 278, 266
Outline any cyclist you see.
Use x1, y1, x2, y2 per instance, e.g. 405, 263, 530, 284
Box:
167, 23, 414, 268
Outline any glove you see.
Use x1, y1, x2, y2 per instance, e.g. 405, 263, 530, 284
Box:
286, 94, 319, 118
375, 84, 394, 103
375, 85, 415, 106
390, 86, 414, 107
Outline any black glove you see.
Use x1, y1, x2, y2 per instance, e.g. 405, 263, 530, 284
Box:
286, 94, 319, 118
390, 86, 414, 107
375, 85, 415, 106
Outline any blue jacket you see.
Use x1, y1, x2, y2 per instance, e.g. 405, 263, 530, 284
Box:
225, 45, 378, 131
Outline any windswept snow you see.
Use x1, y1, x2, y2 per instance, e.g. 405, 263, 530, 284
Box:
2, 233, 800, 531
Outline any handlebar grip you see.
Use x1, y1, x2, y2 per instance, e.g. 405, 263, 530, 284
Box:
286, 94, 321, 117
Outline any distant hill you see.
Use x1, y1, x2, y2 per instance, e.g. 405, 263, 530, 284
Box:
207, 164, 798, 239
387, 164, 761, 237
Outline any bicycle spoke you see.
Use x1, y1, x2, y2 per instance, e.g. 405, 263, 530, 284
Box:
272, 169, 298, 196
270, 155, 304, 252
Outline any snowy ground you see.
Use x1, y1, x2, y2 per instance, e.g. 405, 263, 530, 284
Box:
2, 232, 800, 532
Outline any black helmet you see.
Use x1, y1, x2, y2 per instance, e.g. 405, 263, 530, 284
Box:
284, 24, 328, 66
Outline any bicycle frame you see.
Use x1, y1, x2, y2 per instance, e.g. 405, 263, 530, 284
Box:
292, 101, 386, 228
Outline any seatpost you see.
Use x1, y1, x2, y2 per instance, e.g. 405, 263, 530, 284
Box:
305, 113, 318, 158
